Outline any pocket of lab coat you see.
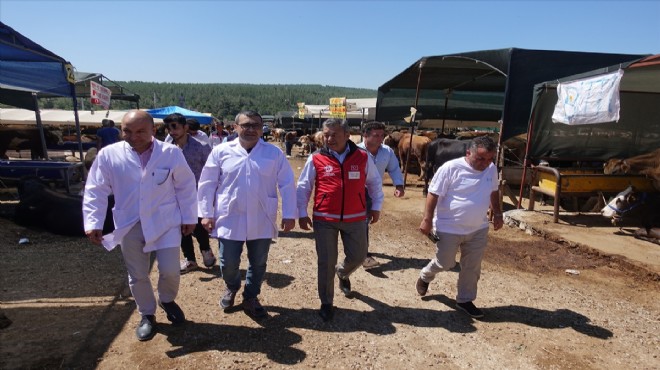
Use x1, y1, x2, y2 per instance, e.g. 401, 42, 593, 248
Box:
215, 193, 230, 217
153, 168, 171, 186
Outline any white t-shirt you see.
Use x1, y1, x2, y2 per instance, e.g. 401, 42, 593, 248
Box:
428, 156, 498, 235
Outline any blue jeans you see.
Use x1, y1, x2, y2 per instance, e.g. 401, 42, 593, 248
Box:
219, 238, 271, 300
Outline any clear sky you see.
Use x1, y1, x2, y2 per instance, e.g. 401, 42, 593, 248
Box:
1, 1, 658, 89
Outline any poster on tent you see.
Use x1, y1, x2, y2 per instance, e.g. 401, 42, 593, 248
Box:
329, 97, 346, 119
90, 81, 112, 110
297, 102, 306, 119
552, 69, 623, 125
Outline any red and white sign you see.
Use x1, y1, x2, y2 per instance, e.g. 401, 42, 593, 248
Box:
90, 81, 112, 109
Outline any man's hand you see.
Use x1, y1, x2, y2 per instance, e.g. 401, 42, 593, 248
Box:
368, 210, 381, 224
201, 218, 215, 233
418, 218, 433, 236
86, 229, 103, 245
394, 185, 405, 198
181, 224, 196, 235
281, 218, 295, 232
299, 217, 313, 230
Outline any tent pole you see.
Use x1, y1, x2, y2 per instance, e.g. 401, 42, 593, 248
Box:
441, 89, 450, 134
403, 59, 426, 189
70, 83, 85, 176
518, 109, 537, 209
32, 93, 49, 160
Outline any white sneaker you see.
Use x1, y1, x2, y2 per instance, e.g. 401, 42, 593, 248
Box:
201, 250, 216, 268
362, 256, 380, 269
180, 260, 198, 274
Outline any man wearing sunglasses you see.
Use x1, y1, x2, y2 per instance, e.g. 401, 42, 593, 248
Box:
198, 110, 297, 319
163, 114, 215, 274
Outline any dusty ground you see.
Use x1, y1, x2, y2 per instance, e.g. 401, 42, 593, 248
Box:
1, 153, 659, 369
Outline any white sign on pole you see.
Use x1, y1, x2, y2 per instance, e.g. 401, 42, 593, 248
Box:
90, 81, 112, 110
552, 69, 623, 125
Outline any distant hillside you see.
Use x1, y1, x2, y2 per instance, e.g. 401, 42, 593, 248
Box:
35, 82, 377, 121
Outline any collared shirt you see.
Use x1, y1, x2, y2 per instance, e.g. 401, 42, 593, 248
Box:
178, 134, 212, 183
357, 142, 404, 186
197, 139, 297, 240
296, 143, 384, 218
133, 140, 154, 170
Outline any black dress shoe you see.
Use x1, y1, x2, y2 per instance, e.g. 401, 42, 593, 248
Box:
158, 300, 186, 325
338, 275, 352, 297
136, 315, 156, 341
319, 304, 334, 322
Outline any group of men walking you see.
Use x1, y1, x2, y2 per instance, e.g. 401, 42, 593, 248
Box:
82, 110, 501, 341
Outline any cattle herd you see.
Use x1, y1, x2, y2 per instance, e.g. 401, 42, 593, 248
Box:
5, 125, 660, 243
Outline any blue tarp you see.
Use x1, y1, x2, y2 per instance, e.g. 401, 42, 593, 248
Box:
146, 106, 213, 125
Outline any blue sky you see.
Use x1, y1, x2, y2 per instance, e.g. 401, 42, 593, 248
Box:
1, 1, 658, 89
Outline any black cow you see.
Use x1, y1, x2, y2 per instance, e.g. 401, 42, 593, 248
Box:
423, 138, 469, 196
14, 177, 114, 236
0, 127, 61, 160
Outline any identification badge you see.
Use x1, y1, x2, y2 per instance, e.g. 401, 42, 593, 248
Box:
348, 171, 360, 180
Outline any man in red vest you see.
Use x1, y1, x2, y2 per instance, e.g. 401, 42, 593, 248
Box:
296, 119, 384, 322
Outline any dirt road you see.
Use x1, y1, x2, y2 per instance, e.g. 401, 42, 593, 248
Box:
1, 155, 658, 369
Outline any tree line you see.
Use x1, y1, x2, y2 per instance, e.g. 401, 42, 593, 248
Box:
34, 82, 376, 122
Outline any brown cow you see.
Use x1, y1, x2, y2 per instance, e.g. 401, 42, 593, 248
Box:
312, 131, 324, 149
398, 134, 431, 181
271, 128, 286, 143
604, 148, 660, 191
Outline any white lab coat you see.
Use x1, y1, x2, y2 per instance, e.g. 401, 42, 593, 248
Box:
83, 140, 198, 252
197, 139, 297, 240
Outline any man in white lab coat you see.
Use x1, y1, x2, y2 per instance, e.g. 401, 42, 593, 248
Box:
198, 110, 297, 319
83, 110, 198, 341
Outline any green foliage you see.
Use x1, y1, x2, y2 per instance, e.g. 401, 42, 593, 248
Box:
34, 83, 376, 121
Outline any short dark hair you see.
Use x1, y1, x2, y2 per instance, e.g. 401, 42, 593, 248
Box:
362, 121, 385, 135
470, 135, 497, 152
235, 110, 262, 124
163, 113, 186, 125
101, 119, 115, 127
186, 118, 200, 131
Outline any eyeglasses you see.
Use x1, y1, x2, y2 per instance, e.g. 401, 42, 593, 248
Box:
237, 123, 262, 130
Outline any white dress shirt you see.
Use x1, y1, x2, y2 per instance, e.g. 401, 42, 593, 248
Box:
197, 139, 297, 240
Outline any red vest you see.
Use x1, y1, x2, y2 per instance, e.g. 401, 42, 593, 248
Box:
312, 141, 368, 222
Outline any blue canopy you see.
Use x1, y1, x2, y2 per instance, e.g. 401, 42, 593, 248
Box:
146, 106, 213, 125
0, 21, 75, 109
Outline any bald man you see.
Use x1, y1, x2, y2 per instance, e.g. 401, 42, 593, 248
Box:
83, 110, 198, 341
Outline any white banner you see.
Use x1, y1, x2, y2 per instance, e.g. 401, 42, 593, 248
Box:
90, 81, 112, 109
552, 69, 623, 125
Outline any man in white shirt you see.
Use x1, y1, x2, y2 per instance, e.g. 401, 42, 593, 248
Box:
416, 135, 503, 319
357, 121, 405, 269
198, 110, 296, 319
83, 110, 198, 341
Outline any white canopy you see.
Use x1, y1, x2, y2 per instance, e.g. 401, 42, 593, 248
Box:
0, 108, 164, 126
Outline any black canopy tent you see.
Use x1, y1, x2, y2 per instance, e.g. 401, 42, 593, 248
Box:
525, 55, 660, 163
0, 21, 82, 161
376, 48, 645, 142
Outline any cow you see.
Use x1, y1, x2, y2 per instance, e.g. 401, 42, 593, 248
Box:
312, 131, 324, 149
601, 185, 660, 242
423, 138, 470, 196
349, 134, 362, 144
271, 128, 286, 143
14, 177, 114, 237
603, 148, 660, 191
397, 134, 431, 182
384, 131, 405, 149
297, 135, 314, 156
0, 127, 62, 160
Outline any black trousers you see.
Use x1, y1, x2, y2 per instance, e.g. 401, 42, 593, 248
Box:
181, 218, 211, 261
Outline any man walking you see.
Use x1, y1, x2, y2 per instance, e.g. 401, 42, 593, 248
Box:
416, 135, 503, 319
83, 110, 197, 341
297, 118, 384, 322
357, 121, 405, 269
198, 110, 296, 319
163, 113, 215, 273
